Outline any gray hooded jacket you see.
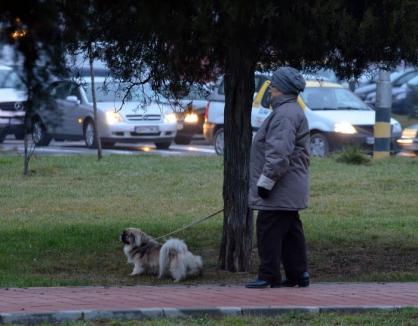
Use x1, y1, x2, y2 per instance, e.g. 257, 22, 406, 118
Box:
248, 94, 310, 210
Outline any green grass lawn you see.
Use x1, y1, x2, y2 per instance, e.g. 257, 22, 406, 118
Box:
0, 154, 417, 287
38, 309, 418, 326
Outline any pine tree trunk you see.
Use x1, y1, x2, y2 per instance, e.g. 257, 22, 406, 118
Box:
23, 111, 31, 176
218, 43, 255, 272
88, 46, 102, 160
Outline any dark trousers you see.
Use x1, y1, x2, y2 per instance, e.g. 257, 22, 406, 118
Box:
257, 210, 308, 285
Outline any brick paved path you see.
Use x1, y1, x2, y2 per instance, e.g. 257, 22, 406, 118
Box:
1, 283, 417, 323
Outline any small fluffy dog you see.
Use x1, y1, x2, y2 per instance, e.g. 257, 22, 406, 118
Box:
120, 227, 203, 282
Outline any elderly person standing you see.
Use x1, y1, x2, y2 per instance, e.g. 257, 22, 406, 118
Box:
246, 67, 310, 289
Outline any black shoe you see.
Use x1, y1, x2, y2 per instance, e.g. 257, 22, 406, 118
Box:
281, 272, 310, 288
245, 278, 280, 289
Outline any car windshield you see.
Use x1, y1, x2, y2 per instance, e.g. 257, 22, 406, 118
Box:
83, 81, 161, 103
303, 68, 338, 83
0, 69, 25, 90
407, 76, 418, 86
301, 87, 371, 110
180, 85, 210, 100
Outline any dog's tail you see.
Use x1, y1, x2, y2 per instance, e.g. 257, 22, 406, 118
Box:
158, 238, 188, 278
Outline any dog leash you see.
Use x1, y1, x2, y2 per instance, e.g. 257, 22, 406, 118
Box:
155, 208, 224, 241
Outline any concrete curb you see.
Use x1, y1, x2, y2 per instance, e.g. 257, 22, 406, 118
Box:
1, 305, 418, 324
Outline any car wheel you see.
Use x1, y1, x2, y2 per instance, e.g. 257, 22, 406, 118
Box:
214, 128, 224, 155
84, 120, 98, 148
32, 118, 52, 146
155, 142, 171, 149
310, 132, 329, 157
174, 135, 192, 145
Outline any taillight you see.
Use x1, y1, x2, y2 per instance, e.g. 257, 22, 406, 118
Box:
204, 101, 210, 122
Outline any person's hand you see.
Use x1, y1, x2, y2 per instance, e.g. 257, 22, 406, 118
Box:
258, 186, 270, 199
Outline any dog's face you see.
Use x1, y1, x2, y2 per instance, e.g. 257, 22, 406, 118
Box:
120, 228, 144, 247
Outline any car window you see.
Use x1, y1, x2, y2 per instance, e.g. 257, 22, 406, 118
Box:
300, 87, 371, 110
0, 69, 24, 90
407, 76, 418, 86
393, 71, 418, 87
68, 84, 82, 100
261, 88, 271, 109
51, 82, 71, 100
218, 75, 268, 96
83, 81, 154, 103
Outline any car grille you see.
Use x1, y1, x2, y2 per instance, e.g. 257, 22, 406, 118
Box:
125, 114, 161, 121
130, 131, 161, 136
0, 101, 25, 111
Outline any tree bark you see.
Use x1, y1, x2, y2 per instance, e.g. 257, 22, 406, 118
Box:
88, 45, 102, 160
23, 69, 33, 176
218, 43, 255, 272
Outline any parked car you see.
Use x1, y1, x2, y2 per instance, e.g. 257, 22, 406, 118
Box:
364, 74, 418, 115
203, 73, 270, 154
399, 76, 418, 117
31, 77, 178, 149
0, 65, 26, 142
358, 70, 418, 106
204, 79, 402, 156
174, 85, 211, 145
397, 124, 418, 153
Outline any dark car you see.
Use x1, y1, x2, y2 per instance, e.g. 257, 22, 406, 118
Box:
397, 124, 418, 154
360, 70, 418, 111
403, 76, 418, 118
174, 85, 212, 145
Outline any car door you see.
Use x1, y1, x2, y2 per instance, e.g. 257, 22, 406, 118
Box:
53, 82, 84, 137
46, 82, 69, 135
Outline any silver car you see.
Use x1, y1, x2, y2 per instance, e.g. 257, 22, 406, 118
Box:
32, 77, 178, 149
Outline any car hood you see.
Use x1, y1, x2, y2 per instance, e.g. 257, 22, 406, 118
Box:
308, 109, 398, 125
0, 88, 27, 102
94, 101, 174, 115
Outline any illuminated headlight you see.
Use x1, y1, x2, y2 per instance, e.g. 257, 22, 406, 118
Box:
105, 111, 124, 124
392, 122, 402, 135
334, 122, 357, 134
184, 112, 199, 124
401, 128, 417, 139
164, 112, 177, 124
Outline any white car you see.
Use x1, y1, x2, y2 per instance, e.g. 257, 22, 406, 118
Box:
0, 65, 26, 142
205, 80, 402, 156
32, 77, 178, 149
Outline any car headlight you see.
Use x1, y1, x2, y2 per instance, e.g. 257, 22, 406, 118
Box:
401, 128, 417, 139
184, 112, 199, 124
334, 122, 357, 134
105, 111, 124, 124
164, 112, 177, 124
392, 122, 402, 135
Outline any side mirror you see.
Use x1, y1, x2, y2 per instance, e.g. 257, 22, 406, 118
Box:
66, 95, 80, 104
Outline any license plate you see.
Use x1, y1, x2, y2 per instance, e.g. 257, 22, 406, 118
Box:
135, 126, 159, 133
366, 137, 375, 145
